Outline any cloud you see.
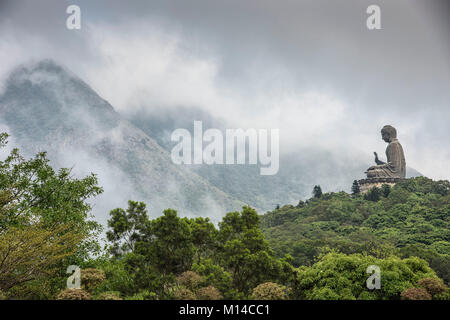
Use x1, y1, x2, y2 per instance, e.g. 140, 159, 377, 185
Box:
0, 0, 448, 186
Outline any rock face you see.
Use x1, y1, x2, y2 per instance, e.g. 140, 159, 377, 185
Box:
359, 125, 406, 192
0, 60, 244, 222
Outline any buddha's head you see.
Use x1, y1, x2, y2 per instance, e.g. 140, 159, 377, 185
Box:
381, 125, 397, 143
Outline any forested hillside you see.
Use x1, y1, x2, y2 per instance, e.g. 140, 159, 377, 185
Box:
261, 177, 450, 285
0, 133, 448, 300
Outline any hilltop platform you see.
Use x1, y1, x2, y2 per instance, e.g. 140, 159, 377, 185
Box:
358, 177, 404, 193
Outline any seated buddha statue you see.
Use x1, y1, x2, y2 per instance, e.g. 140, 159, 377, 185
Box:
366, 125, 406, 179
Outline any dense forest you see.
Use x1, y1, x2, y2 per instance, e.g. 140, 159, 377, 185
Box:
0, 132, 448, 300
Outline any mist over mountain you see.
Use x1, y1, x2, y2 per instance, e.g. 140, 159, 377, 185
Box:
126, 107, 423, 210
0, 60, 244, 224
0, 60, 424, 225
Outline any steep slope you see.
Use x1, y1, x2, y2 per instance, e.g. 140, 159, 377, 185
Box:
260, 177, 450, 284
0, 60, 244, 222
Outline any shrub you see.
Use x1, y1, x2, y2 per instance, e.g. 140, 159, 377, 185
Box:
364, 187, 381, 202
97, 291, 122, 300
400, 288, 432, 300
56, 289, 92, 300
173, 287, 196, 300
434, 288, 450, 300
418, 278, 446, 297
81, 268, 106, 292
124, 290, 157, 300
177, 271, 204, 290
251, 282, 286, 300
196, 286, 223, 300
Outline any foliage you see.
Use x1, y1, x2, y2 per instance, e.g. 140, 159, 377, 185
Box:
400, 287, 431, 300
251, 282, 286, 300
96, 291, 122, 300
186, 217, 217, 263
381, 184, 392, 198
2, 132, 448, 301
217, 206, 295, 295
417, 277, 446, 297
261, 177, 450, 287
191, 259, 236, 299
173, 287, 197, 300
293, 252, 436, 300
351, 180, 360, 196
196, 285, 223, 300
364, 187, 381, 202
56, 288, 92, 300
0, 223, 81, 292
0, 132, 103, 296
91, 256, 135, 297
106, 200, 148, 256
81, 268, 106, 293
434, 288, 450, 300
124, 290, 157, 300
313, 185, 322, 198
137, 208, 195, 275
101, 205, 295, 299
0, 133, 103, 250
177, 271, 204, 291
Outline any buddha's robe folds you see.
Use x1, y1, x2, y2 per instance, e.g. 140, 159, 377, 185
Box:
366, 138, 406, 179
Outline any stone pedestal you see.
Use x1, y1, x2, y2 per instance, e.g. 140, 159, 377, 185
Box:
358, 177, 403, 193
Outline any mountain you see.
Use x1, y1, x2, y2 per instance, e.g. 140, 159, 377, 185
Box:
0, 59, 427, 224
127, 106, 313, 210
127, 107, 424, 210
0, 60, 244, 223
406, 167, 423, 178
126, 106, 425, 209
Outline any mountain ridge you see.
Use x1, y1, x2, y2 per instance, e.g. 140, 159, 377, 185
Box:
0, 59, 427, 223
0, 59, 245, 223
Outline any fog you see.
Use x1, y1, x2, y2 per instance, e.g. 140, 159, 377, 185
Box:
0, 0, 449, 217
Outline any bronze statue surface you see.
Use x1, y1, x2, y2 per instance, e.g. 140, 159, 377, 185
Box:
365, 125, 406, 179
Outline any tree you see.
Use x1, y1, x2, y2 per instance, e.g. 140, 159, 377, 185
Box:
0, 223, 81, 292
81, 268, 106, 293
191, 259, 235, 299
292, 252, 438, 300
313, 185, 322, 198
417, 278, 446, 297
0, 132, 103, 295
252, 282, 286, 300
196, 285, 222, 300
400, 288, 431, 300
173, 287, 196, 300
296, 200, 305, 208
97, 292, 122, 300
381, 184, 391, 198
106, 200, 149, 256
351, 180, 361, 196
186, 217, 217, 263
56, 288, 92, 300
141, 209, 195, 275
364, 187, 381, 202
217, 206, 294, 294
104, 204, 198, 298
176, 271, 204, 290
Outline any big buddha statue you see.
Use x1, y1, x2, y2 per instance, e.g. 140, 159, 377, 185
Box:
365, 125, 406, 179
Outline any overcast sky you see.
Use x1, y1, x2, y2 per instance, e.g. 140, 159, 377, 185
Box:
0, 0, 449, 180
